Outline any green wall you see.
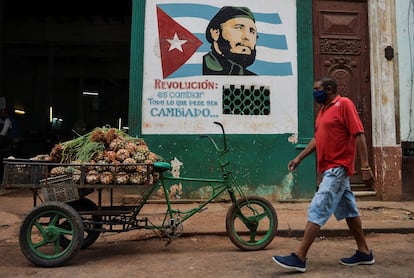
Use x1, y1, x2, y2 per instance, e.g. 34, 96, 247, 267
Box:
129, 0, 315, 200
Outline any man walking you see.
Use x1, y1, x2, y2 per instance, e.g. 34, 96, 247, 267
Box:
272, 77, 375, 273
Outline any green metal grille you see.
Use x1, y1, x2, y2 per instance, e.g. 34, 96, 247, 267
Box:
222, 85, 270, 115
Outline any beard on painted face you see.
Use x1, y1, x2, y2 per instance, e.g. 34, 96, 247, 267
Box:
217, 35, 256, 68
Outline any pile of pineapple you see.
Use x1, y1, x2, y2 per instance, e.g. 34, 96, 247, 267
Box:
40, 128, 162, 185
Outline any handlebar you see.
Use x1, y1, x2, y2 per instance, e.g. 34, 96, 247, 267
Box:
199, 122, 228, 155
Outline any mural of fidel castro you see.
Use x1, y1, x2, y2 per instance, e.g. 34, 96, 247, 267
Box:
203, 6, 258, 76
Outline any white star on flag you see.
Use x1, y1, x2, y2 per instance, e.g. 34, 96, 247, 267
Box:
167, 33, 187, 52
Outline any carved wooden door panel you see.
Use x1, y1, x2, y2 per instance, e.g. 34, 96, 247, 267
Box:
313, 0, 373, 188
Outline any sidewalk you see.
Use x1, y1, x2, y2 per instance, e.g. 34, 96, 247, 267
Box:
1, 188, 414, 239
153, 200, 414, 237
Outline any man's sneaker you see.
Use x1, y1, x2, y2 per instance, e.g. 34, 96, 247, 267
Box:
339, 250, 375, 266
272, 253, 306, 272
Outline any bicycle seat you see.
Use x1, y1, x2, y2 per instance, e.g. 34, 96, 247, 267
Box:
153, 161, 172, 172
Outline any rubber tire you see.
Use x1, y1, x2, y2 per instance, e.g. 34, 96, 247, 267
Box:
226, 196, 278, 251
62, 198, 102, 249
19, 201, 84, 267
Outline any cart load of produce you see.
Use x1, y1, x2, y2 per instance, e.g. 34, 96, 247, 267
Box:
35, 128, 163, 185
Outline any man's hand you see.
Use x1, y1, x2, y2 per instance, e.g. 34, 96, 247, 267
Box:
287, 138, 316, 172
288, 158, 301, 172
362, 168, 375, 187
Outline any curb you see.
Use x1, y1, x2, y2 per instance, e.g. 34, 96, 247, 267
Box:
179, 227, 414, 238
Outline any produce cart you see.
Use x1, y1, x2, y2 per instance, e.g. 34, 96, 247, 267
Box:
2, 158, 160, 267
1, 123, 278, 268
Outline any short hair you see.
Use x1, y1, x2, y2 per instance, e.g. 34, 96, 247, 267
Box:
316, 77, 337, 93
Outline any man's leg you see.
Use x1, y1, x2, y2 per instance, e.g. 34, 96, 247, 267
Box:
296, 221, 320, 261
339, 216, 375, 266
273, 167, 344, 272
271, 220, 320, 272
346, 216, 370, 254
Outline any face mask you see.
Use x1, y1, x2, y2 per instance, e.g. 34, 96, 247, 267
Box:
313, 89, 327, 103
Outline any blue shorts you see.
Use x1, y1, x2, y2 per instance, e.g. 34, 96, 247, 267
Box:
308, 167, 360, 226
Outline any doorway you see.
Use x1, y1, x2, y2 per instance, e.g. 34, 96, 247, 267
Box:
313, 0, 373, 190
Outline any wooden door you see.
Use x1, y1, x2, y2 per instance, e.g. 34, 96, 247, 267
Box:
313, 0, 373, 189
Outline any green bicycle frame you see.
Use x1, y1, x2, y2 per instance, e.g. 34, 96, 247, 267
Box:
134, 122, 256, 232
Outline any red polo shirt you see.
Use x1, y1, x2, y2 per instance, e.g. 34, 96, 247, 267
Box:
314, 95, 364, 176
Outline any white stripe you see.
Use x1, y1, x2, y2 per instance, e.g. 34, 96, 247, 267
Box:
255, 46, 293, 63
255, 22, 289, 35
175, 17, 288, 36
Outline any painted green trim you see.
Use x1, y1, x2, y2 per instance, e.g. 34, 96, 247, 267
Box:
129, 0, 146, 137
297, 0, 314, 140
296, 0, 316, 196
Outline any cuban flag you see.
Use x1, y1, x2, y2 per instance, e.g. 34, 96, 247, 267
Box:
157, 3, 293, 79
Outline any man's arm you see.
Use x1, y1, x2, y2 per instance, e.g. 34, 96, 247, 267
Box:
356, 132, 375, 186
288, 138, 316, 171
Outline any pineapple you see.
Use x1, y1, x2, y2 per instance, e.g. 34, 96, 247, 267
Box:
123, 157, 137, 172
85, 160, 96, 172
92, 150, 104, 162
72, 169, 81, 184
129, 172, 146, 184
109, 161, 121, 173
109, 138, 125, 151
136, 164, 148, 174
50, 166, 66, 176
136, 145, 149, 155
95, 159, 109, 172
100, 171, 114, 185
115, 171, 129, 185
90, 129, 105, 143
104, 128, 117, 146
49, 144, 64, 162
133, 152, 146, 163
125, 142, 138, 156
30, 154, 50, 161
70, 160, 83, 170
116, 148, 130, 161
104, 150, 117, 162
146, 152, 159, 163
86, 170, 100, 184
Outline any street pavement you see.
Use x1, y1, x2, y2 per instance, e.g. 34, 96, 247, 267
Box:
1, 190, 414, 278
0, 190, 414, 278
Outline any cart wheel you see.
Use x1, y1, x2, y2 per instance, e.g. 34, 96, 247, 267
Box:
19, 201, 84, 267
226, 196, 278, 251
61, 198, 102, 249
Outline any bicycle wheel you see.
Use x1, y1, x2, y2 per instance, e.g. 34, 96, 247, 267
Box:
226, 196, 278, 251
19, 201, 84, 267
61, 198, 102, 249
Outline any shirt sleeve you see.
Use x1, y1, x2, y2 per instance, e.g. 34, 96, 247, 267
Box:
342, 97, 364, 136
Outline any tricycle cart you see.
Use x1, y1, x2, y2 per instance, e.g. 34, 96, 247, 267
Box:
2, 122, 278, 267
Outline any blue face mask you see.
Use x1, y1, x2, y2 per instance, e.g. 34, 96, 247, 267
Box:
313, 89, 327, 103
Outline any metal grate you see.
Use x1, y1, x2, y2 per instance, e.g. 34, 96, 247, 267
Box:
222, 85, 270, 115
40, 175, 80, 202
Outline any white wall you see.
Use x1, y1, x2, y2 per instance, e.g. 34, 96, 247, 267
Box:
369, 0, 399, 147
396, 0, 414, 142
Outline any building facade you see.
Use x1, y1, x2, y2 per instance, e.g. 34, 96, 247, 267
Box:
129, 0, 411, 201
0, 0, 410, 201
